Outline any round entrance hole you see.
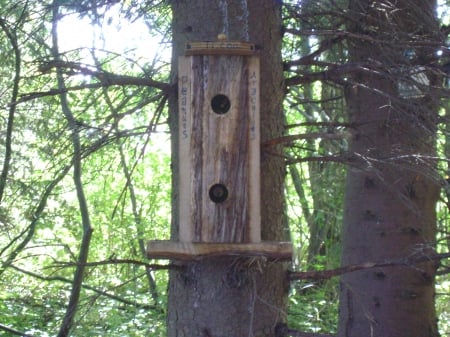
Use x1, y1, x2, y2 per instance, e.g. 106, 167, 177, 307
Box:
211, 94, 231, 114
209, 184, 229, 203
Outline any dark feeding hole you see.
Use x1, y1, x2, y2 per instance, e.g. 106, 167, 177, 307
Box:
211, 94, 231, 114
209, 184, 228, 203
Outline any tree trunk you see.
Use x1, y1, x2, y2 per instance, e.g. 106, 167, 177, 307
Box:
338, 1, 441, 336
167, 1, 287, 336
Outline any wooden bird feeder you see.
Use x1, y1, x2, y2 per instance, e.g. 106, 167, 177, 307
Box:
147, 39, 292, 261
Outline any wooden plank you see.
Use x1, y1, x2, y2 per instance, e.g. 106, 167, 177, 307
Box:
147, 240, 293, 260
200, 55, 251, 242
185, 41, 256, 56
247, 57, 261, 243
178, 56, 193, 242
178, 54, 261, 244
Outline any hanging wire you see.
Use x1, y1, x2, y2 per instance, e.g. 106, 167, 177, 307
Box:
219, 0, 249, 41
239, 0, 249, 41
219, 0, 229, 37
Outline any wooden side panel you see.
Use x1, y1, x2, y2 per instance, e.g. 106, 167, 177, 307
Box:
178, 55, 260, 243
248, 57, 261, 243
178, 56, 193, 242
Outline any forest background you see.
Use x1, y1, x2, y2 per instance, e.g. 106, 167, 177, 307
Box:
1, 0, 450, 336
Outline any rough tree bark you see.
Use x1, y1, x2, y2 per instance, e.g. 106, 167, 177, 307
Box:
338, 1, 442, 336
167, 1, 287, 336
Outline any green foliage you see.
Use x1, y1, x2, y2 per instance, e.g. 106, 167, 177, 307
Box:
0, 1, 172, 335
288, 279, 339, 334
0, 0, 449, 336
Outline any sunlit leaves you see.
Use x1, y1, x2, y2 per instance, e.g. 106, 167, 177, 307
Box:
0, 0, 171, 335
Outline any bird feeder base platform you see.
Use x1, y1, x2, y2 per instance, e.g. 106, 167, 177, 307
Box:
147, 240, 292, 261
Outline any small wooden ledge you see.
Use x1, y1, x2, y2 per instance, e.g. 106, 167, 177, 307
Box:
147, 241, 292, 261
185, 41, 256, 56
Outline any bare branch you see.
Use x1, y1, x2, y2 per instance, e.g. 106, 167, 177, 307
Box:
37, 59, 170, 90
263, 131, 350, 147
285, 154, 350, 166
289, 252, 450, 281
284, 37, 343, 70
0, 323, 36, 337
10, 264, 159, 310
285, 63, 385, 87
0, 16, 21, 203
53, 258, 180, 271
0, 165, 71, 275
275, 323, 334, 337
285, 330, 334, 337
17, 78, 173, 104
285, 28, 442, 50
285, 96, 345, 109
51, 4, 93, 336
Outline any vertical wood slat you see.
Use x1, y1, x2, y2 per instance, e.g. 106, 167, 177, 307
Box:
178, 54, 260, 243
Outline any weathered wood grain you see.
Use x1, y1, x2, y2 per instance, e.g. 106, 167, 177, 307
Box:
185, 41, 256, 56
178, 53, 260, 243
147, 240, 292, 260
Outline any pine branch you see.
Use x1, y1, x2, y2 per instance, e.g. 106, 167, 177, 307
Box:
95, 63, 166, 304
0, 16, 21, 203
285, 63, 384, 87
283, 121, 360, 130
0, 165, 71, 275
284, 37, 342, 70
53, 258, 180, 271
37, 59, 170, 91
263, 131, 350, 147
289, 252, 450, 281
285, 330, 334, 337
9, 264, 159, 311
51, 4, 93, 336
285, 154, 350, 166
275, 323, 334, 337
286, 330, 334, 337
0, 323, 36, 337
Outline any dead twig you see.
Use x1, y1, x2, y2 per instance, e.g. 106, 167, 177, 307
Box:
53, 258, 181, 271
0, 323, 36, 337
275, 323, 334, 337
289, 252, 450, 281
